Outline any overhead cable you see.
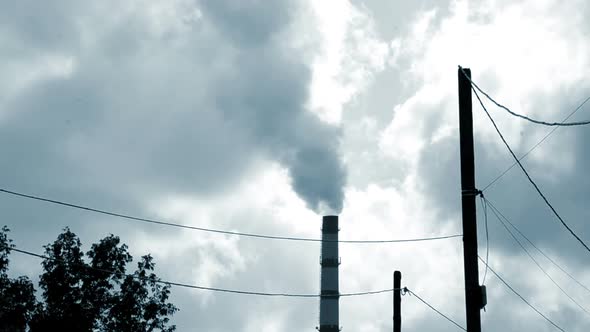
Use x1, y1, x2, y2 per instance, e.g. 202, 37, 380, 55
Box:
3, 244, 400, 298
0, 188, 461, 244
479, 257, 566, 331
479, 195, 490, 285
484, 197, 590, 316
482, 95, 590, 191
469, 84, 590, 254
485, 198, 590, 294
460, 68, 590, 127
407, 289, 466, 331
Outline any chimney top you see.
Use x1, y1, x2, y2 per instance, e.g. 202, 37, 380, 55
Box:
322, 215, 339, 233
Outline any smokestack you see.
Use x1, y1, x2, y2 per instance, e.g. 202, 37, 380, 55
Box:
319, 215, 339, 332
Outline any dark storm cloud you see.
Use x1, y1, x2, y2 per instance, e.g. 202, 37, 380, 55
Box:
0, 1, 348, 330
207, 6, 347, 212
198, 0, 295, 46
213, 46, 347, 212
0, 0, 82, 51
0, 0, 346, 217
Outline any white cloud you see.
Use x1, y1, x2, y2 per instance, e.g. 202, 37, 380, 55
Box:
337, 181, 465, 330
307, 0, 390, 124
134, 163, 319, 306
353, 0, 590, 330
385, 0, 590, 157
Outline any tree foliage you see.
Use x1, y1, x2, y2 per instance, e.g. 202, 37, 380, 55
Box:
0, 226, 37, 332
0, 226, 178, 332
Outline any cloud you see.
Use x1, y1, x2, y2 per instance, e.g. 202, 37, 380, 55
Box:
380, 0, 590, 236
0, 0, 347, 329
307, 0, 390, 125
2, 0, 590, 331
0, 0, 347, 215
370, 0, 590, 330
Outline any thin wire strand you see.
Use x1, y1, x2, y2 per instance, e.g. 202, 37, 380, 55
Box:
461, 68, 590, 127
340, 288, 398, 297
482, 95, 590, 191
406, 289, 466, 331
478, 257, 566, 332
479, 196, 489, 285
0, 188, 461, 244
2, 244, 400, 298
485, 198, 590, 295
468, 80, 590, 254
484, 197, 590, 316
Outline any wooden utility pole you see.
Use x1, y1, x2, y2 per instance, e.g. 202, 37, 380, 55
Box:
393, 271, 401, 332
458, 67, 483, 332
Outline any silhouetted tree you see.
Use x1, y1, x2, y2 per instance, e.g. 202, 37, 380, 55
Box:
0, 226, 178, 331
84, 234, 133, 330
104, 255, 177, 332
30, 227, 92, 331
0, 227, 37, 332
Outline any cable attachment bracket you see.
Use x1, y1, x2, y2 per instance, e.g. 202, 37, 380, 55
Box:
401, 287, 409, 296
461, 188, 483, 197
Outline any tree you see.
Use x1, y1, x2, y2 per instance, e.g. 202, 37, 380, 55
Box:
0, 226, 178, 331
84, 234, 133, 330
104, 255, 177, 332
0, 276, 38, 332
30, 227, 91, 331
0, 226, 37, 332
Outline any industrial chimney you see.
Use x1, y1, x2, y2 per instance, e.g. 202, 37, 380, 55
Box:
319, 215, 339, 332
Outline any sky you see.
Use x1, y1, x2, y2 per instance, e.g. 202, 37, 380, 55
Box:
1, 0, 590, 331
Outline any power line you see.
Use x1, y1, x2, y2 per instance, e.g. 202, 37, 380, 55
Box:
482, 95, 590, 191
340, 288, 398, 297
478, 257, 566, 332
462, 70, 590, 127
484, 198, 590, 295
2, 244, 400, 298
484, 196, 590, 316
469, 83, 590, 254
407, 289, 466, 331
479, 195, 490, 285
0, 187, 461, 244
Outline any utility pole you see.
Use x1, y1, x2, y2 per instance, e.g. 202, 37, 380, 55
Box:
458, 67, 483, 332
393, 271, 401, 332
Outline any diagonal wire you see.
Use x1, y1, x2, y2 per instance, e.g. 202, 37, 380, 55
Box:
468, 81, 590, 254
478, 257, 566, 331
482, 95, 590, 191
479, 195, 490, 285
462, 69, 590, 127
484, 196, 590, 316
485, 198, 590, 295
0, 188, 461, 244
2, 244, 400, 298
407, 289, 466, 331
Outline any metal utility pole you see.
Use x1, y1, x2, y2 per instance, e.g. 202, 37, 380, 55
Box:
458, 67, 483, 332
393, 271, 401, 332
